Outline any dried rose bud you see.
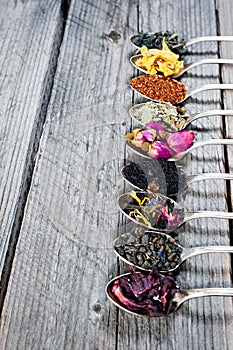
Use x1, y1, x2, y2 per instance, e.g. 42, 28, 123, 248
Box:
141, 141, 151, 152
145, 122, 167, 138
149, 141, 174, 159
125, 128, 142, 141
134, 130, 148, 142
145, 122, 165, 132
166, 130, 197, 153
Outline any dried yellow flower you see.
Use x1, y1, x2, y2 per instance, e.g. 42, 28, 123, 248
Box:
135, 39, 184, 76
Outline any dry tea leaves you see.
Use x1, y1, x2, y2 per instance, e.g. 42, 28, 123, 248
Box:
131, 31, 186, 56
130, 101, 187, 132
115, 231, 182, 271
130, 75, 187, 104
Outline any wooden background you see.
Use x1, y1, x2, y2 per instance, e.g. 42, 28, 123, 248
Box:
0, 0, 233, 349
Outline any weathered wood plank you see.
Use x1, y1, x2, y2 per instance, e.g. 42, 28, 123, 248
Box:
0, 0, 136, 349
216, 0, 233, 203
0, 1, 64, 277
1, 0, 233, 349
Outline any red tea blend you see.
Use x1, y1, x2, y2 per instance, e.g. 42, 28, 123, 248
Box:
130, 74, 187, 104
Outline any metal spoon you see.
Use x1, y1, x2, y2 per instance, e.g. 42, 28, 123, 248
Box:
130, 77, 233, 104
129, 101, 233, 132
106, 272, 233, 317
118, 190, 233, 233
130, 33, 233, 50
130, 55, 233, 78
126, 138, 233, 162
121, 162, 233, 195
113, 230, 233, 273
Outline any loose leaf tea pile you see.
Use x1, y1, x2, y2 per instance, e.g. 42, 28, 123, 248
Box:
111, 268, 179, 317
135, 40, 184, 76
115, 231, 182, 271
123, 191, 184, 231
125, 122, 197, 159
130, 75, 187, 104
130, 101, 188, 132
131, 31, 186, 56
122, 159, 186, 199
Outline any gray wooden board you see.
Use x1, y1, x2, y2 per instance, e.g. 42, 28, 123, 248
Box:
0, 0, 64, 278
217, 0, 233, 202
1, 0, 233, 349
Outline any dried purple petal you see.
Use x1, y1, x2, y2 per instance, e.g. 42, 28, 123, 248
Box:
111, 268, 179, 317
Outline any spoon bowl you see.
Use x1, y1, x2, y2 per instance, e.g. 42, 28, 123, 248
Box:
106, 272, 233, 317
113, 230, 233, 273
118, 190, 233, 233
126, 138, 233, 162
130, 54, 233, 78
121, 160, 169, 196
121, 161, 233, 196
129, 101, 233, 132
130, 33, 233, 51
130, 75, 233, 104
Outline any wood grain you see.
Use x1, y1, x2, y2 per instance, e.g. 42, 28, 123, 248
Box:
0, 0, 233, 349
216, 0, 233, 204
0, 1, 64, 277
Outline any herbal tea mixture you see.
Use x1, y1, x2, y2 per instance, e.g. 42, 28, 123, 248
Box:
125, 122, 196, 159
122, 159, 186, 198
130, 75, 187, 104
130, 101, 188, 132
134, 40, 184, 76
111, 267, 179, 317
122, 191, 184, 230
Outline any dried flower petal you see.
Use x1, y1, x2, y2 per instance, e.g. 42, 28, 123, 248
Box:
141, 129, 157, 142
111, 268, 179, 317
135, 41, 184, 77
161, 205, 180, 227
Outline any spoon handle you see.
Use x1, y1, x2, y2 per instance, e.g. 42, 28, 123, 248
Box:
183, 211, 233, 224
185, 173, 233, 186
185, 36, 233, 47
188, 109, 233, 126
182, 59, 233, 75
183, 139, 233, 156
174, 288, 233, 310
186, 83, 233, 100
182, 246, 233, 261
170, 139, 233, 161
